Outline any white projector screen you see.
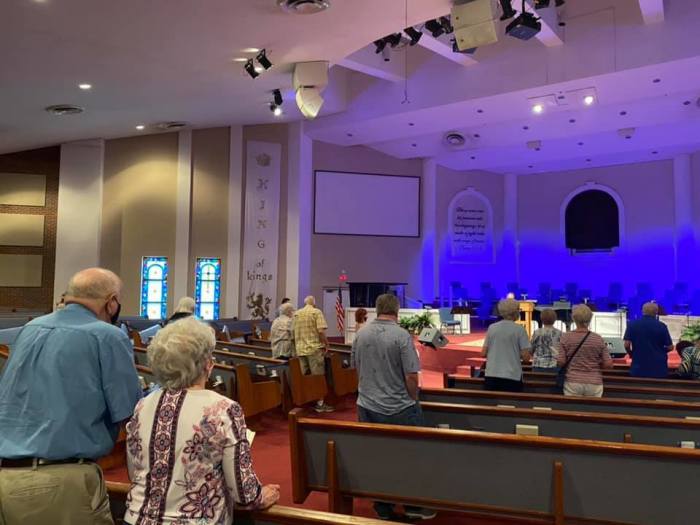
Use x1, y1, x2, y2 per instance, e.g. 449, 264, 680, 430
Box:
314, 171, 420, 237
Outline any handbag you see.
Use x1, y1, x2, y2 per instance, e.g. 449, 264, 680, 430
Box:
555, 331, 591, 391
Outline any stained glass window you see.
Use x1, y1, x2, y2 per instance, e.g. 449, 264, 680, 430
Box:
195, 258, 221, 320
140, 257, 169, 320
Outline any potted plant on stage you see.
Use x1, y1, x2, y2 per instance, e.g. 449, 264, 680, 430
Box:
399, 311, 435, 335
680, 322, 700, 344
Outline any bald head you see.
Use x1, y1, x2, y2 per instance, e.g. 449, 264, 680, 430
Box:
642, 302, 659, 316
66, 268, 122, 300
304, 295, 316, 306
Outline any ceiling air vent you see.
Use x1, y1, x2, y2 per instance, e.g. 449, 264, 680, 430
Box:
277, 0, 331, 14
45, 104, 84, 116
156, 121, 189, 131
443, 131, 467, 149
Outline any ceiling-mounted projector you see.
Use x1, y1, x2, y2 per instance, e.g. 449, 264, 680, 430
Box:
293, 61, 329, 120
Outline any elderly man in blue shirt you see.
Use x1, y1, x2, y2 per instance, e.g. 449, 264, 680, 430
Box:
623, 302, 674, 378
0, 267, 142, 525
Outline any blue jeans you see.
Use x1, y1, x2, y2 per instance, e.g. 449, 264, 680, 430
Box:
357, 403, 425, 518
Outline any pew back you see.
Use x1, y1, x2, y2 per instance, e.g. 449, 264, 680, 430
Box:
421, 401, 700, 446
290, 409, 700, 525
420, 387, 700, 419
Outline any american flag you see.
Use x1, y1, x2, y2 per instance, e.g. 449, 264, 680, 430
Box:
335, 288, 345, 334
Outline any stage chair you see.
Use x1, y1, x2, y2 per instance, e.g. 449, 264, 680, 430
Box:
439, 307, 462, 334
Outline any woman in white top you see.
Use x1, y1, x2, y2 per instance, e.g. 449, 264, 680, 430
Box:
124, 317, 279, 524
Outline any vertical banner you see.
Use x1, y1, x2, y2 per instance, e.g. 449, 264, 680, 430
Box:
240, 141, 281, 319
448, 187, 494, 263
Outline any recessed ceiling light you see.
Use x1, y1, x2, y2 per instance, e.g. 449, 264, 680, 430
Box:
477, 109, 484, 114
532, 104, 544, 114
242, 47, 260, 53
522, 125, 529, 130
619, 110, 627, 116
683, 100, 691, 106
470, 156, 476, 160
569, 118, 576, 123
411, 143, 417, 147
135, 125, 145, 131
577, 141, 584, 146
408, 122, 415, 126
528, 165, 534, 168
346, 132, 353, 137
473, 133, 481, 138
586, 158, 592, 162
652, 150, 658, 155
232, 58, 248, 63
583, 95, 595, 106
652, 78, 661, 83
78, 83, 92, 90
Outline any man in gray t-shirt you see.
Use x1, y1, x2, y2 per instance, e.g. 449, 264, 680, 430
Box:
350, 294, 435, 521
481, 298, 531, 392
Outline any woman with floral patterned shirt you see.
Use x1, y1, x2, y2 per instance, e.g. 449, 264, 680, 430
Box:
124, 317, 279, 525
530, 308, 562, 372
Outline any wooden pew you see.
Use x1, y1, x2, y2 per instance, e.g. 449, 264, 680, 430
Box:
134, 357, 282, 418
106, 480, 401, 525
288, 357, 328, 407
445, 374, 700, 402
289, 408, 700, 525
219, 341, 358, 399
247, 338, 353, 356
515, 363, 678, 378
420, 387, 700, 419
520, 370, 700, 390
420, 401, 700, 447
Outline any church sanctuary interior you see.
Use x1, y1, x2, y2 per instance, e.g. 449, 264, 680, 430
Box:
3, 0, 700, 524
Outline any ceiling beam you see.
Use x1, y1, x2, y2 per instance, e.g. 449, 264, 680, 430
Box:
336, 45, 404, 83
638, 0, 665, 24
417, 34, 478, 67
521, 1, 564, 47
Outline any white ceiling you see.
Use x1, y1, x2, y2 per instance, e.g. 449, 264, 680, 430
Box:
2, 0, 700, 174
0, 0, 452, 154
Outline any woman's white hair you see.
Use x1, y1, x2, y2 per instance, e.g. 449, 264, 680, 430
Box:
572, 304, 593, 327
148, 317, 215, 390
497, 298, 520, 321
174, 296, 196, 314
279, 302, 295, 317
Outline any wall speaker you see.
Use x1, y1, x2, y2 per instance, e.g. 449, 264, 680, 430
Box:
451, 0, 499, 50
418, 327, 448, 349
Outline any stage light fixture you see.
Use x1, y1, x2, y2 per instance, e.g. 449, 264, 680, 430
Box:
583, 95, 595, 106
499, 0, 517, 20
424, 19, 445, 38
404, 26, 423, 46
269, 103, 283, 116
244, 58, 259, 78
385, 33, 403, 48
269, 89, 284, 116
256, 49, 273, 70
439, 16, 454, 34
373, 38, 387, 54
506, 10, 542, 40
532, 103, 544, 114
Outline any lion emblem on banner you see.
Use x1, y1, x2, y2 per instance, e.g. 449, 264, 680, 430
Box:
255, 153, 271, 167
246, 292, 272, 320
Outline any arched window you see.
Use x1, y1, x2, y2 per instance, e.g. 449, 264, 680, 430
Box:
564, 189, 620, 252
141, 257, 168, 319
195, 258, 221, 320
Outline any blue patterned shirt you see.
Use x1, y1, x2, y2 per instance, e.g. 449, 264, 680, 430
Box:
530, 326, 563, 369
0, 304, 142, 460
677, 346, 700, 380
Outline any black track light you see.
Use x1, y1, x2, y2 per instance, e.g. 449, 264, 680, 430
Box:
424, 19, 445, 38
244, 58, 259, 79
373, 38, 387, 54
439, 16, 453, 34
273, 89, 283, 106
385, 33, 403, 48
499, 0, 517, 20
256, 48, 272, 70
404, 26, 423, 46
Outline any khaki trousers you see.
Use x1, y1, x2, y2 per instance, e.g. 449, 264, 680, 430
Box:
298, 352, 325, 375
0, 462, 113, 525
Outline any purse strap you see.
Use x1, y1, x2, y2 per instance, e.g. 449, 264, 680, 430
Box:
562, 331, 591, 371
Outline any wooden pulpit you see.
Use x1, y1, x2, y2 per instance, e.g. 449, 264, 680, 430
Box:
516, 301, 536, 338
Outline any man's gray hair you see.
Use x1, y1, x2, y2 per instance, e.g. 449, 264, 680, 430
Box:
375, 293, 400, 316
497, 298, 520, 321
148, 317, 215, 390
642, 302, 659, 316
65, 267, 121, 300
572, 304, 593, 327
174, 296, 195, 314
279, 302, 295, 317
304, 295, 315, 306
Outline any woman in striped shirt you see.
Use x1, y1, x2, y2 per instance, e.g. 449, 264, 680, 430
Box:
556, 304, 613, 397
